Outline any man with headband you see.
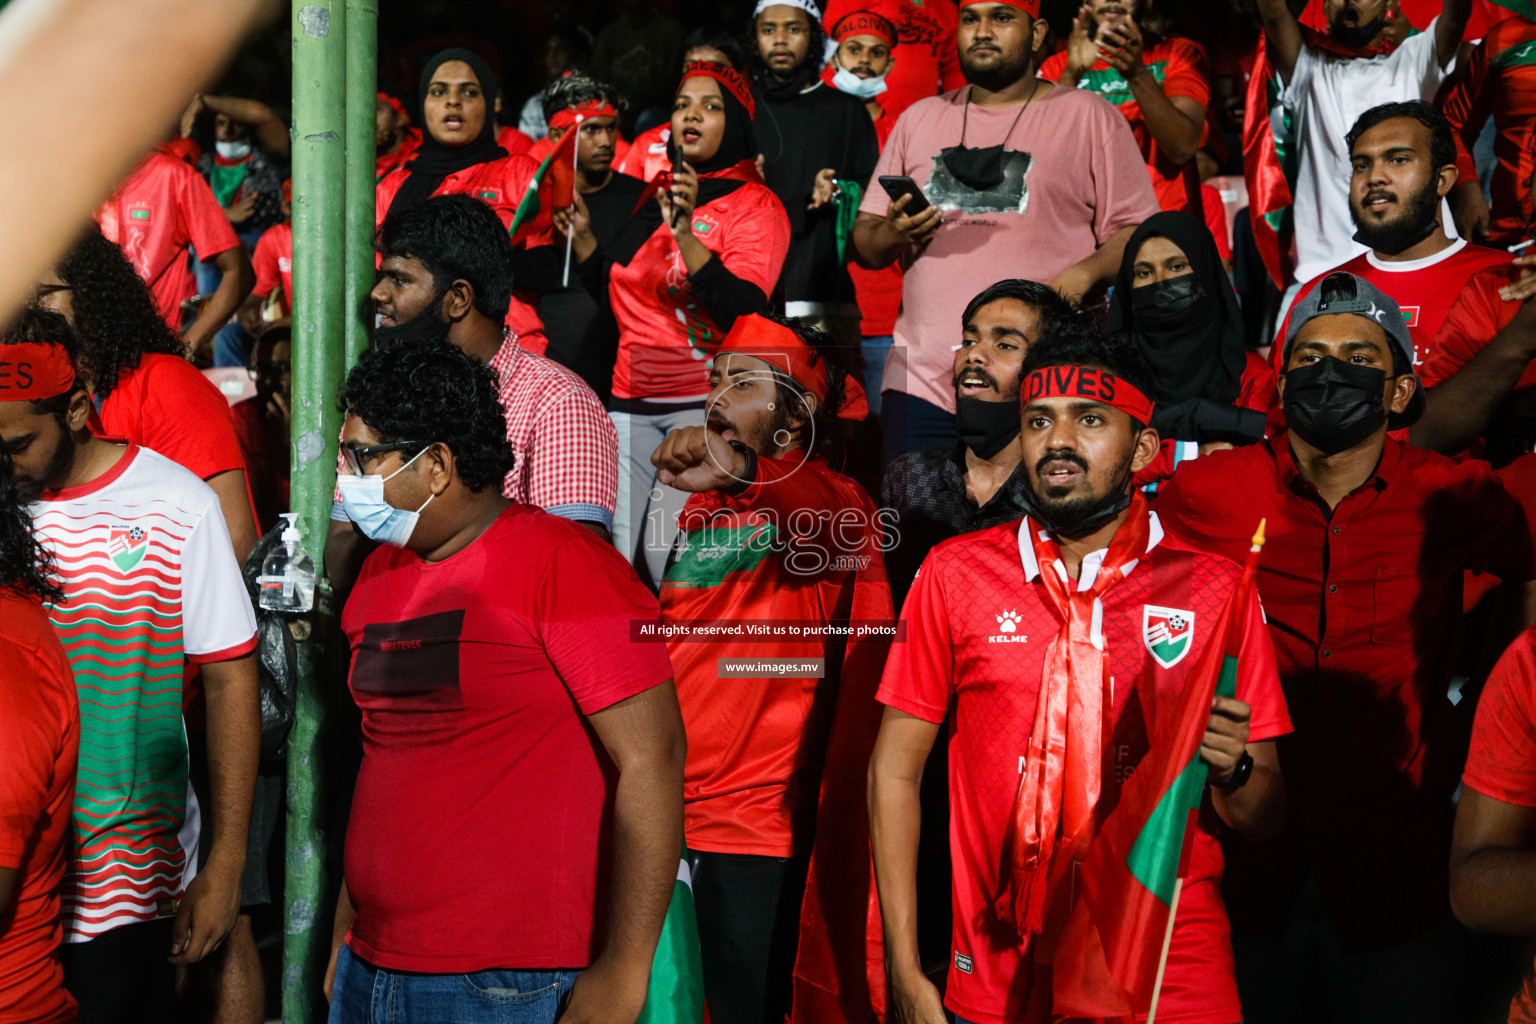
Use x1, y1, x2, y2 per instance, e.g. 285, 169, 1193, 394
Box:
651, 312, 892, 1024
0, 307, 258, 1023
854, 0, 1158, 463
871, 315, 1288, 1024
1158, 270, 1536, 1022
750, 0, 880, 344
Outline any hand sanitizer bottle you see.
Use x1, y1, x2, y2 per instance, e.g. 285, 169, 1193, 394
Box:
258, 513, 316, 613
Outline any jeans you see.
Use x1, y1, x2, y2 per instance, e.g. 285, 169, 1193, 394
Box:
880, 389, 957, 467
860, 335, 893, 418
193, 226, 263, 367
610, 406, 706, 588
328, 943, 580, 1024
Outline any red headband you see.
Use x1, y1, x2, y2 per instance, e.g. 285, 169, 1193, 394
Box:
960, 0, 1040, 15
1021, 365, 1155, 426
377, 92, 409, 122
0, 343, 77, 402
833, 11, 897, 47
716, 315, 869, 421
549, 100, 619, 131
679, 60, 756, 119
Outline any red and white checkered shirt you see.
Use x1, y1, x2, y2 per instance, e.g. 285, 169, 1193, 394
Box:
486, 331, 617, 528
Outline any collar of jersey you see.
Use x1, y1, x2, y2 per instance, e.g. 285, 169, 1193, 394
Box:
1016, 508, 1164, 590
1364, 235, 1465, 273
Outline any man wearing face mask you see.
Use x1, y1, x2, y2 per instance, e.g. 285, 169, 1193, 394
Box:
871, 318, 1289, 1024
326, 339, 685, 1024
1158, 270, 1536, 1024
880, 279, 1067, 609
855, 0, 1158, 462
325, 195, 617, 591
823, 7, 900, 141
1255, 0, 1470, 295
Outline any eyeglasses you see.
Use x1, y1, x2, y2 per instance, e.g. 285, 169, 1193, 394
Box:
340, 440, 429, 476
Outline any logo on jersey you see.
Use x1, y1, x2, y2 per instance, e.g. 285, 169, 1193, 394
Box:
476, 189, 502, 202
692, 214, 718, 236
1143, 605, 1194, 668
954, 952, 974, 974
108, 526, 149, 572
989, 609, 1029, 643
1399, 305, 1420, 328
128, 204, 153, 223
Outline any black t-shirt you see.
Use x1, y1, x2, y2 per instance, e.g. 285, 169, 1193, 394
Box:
754, 82, 880, 306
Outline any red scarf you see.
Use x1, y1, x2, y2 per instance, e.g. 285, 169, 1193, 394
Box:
996, 493, 1153, 939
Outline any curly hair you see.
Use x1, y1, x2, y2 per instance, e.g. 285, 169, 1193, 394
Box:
376, 195, 515, 322
540, 68, 626, 123
340, 338, 512, 493
0, 448, 60, 604
56, 224, 187, 399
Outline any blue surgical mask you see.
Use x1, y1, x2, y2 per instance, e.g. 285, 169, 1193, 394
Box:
336, 448, 435, 548
832, 64, 888, 100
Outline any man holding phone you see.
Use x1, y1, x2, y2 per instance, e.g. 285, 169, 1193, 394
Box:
853, 0, 1157, 462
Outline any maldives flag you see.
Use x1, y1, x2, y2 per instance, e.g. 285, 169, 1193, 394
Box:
1052, 521, 1266, 1020
1486, 0, 1536, 17
636, 858, 705, 1024
508, 126, 578, 245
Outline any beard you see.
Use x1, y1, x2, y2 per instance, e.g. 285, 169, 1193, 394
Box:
960, 46, 1034, 92
18, 424, 75, 501
1021, 448, 1135, 539
1351, 178, 1440, 253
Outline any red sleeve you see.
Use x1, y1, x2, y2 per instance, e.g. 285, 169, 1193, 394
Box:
1464, 627, 1536, 805
1038, 51, 1069, 82
1437, 30, 1491, 186
1238, 351, 1279, 416
535, 531, 675, 715
1202, 183, 1232, 260
1161, 38, 1212, 108
1471, 462, 1536, 581
251, 228, 281, 299
716, 186, 792, 294
876, 550, 955, 723
0, 644, 67, 868
136, 359, 248, 480
1090, 99, 1162, 243
176, 164, 240, 261
1233, 577, 1290, 742
1420, 266, 1518, 388
936, 2, 966, 91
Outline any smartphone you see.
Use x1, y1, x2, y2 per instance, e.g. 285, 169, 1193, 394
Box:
879, 175, 932, 216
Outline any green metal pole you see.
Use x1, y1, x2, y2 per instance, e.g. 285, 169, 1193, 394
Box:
343, 0, 376, 369
285, 1, 346, 1020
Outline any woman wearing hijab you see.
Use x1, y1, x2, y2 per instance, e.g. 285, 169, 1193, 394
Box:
556, 61, 790, 584
1108, 210, 1278, 488
375, 49, 549, 351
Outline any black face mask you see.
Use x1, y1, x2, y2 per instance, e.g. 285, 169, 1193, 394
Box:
1130, 276, 1208, 330
956, 396, 1021, 459
1019, 452, 1135, 540
1284, 356, 1388, 455
374, 297, 450, 350
941, 143, 1007, 191
1330, 13, 1385, 48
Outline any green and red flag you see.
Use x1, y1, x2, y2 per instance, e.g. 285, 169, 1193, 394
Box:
636, 857, 705, 1024
508, 125, 578, 245
1486, 0, 1536, 19
1052, 520, 1267, 1021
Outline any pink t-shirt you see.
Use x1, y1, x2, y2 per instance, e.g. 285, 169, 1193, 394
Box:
861, 85, 1158, 412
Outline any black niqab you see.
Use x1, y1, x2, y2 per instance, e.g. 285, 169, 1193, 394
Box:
388, 49, 508, 218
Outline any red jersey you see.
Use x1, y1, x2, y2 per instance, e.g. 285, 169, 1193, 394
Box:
375, 155, 549, 353
615, 124, 672, 184
96, 150, 241, 329
1137, 351, 1277, 488
822, 0, 965, 123
1157, 436, 1536, 948
496, 125, 535, 156
1202, 182, 1232, 260
1441, 15, 1536, 247
251, 220, 293, 316
1271, 239, 1514, 370
662, 452, 890, 857
609, 171, 790, 400
1040, 36, 1212, 212
341, 506, 673, 973
878, 511, 1289, 1024
97, 353, 248, 484
0, 593, 79, 1024
374, 127, 423, 182
1419, 261, 1536, 390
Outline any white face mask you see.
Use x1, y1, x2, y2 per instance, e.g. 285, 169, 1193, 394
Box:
216, 139, 253, 160
335, 448, 436, 548
832, 63, 889, 100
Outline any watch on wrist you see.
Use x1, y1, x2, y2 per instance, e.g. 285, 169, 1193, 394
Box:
1210, 750, 1253, 791
721, 439, 757, 496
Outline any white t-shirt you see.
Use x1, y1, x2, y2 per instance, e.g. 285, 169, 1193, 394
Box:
1283, 20, 1456, 285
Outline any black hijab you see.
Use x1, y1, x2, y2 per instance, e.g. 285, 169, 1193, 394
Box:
1108, 211, 1257, 445
389, 48, 508, 218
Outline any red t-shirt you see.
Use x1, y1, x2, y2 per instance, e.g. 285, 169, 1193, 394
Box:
822, 0, 965, 124
1420, 261, 1536, 390
497, 125, 535, 156
1137, 351, 1277, 488
1271, 240, 1514, 370
609, 170, 790, 400
0, 592, 79, 1024
375, 155, 550, 353
1202, 182, 1233, 260
1157, 436, 1536, 948
341, 505, 674, 973
96, 150, 241, 329
878, 513, 1289, 1024
614, 124, 671, 184
97, 353, 249, 483
661, 452, 888, 857
1040, 36, 1212, 212
375, 127, 423, 182
251, 220, 293, 316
